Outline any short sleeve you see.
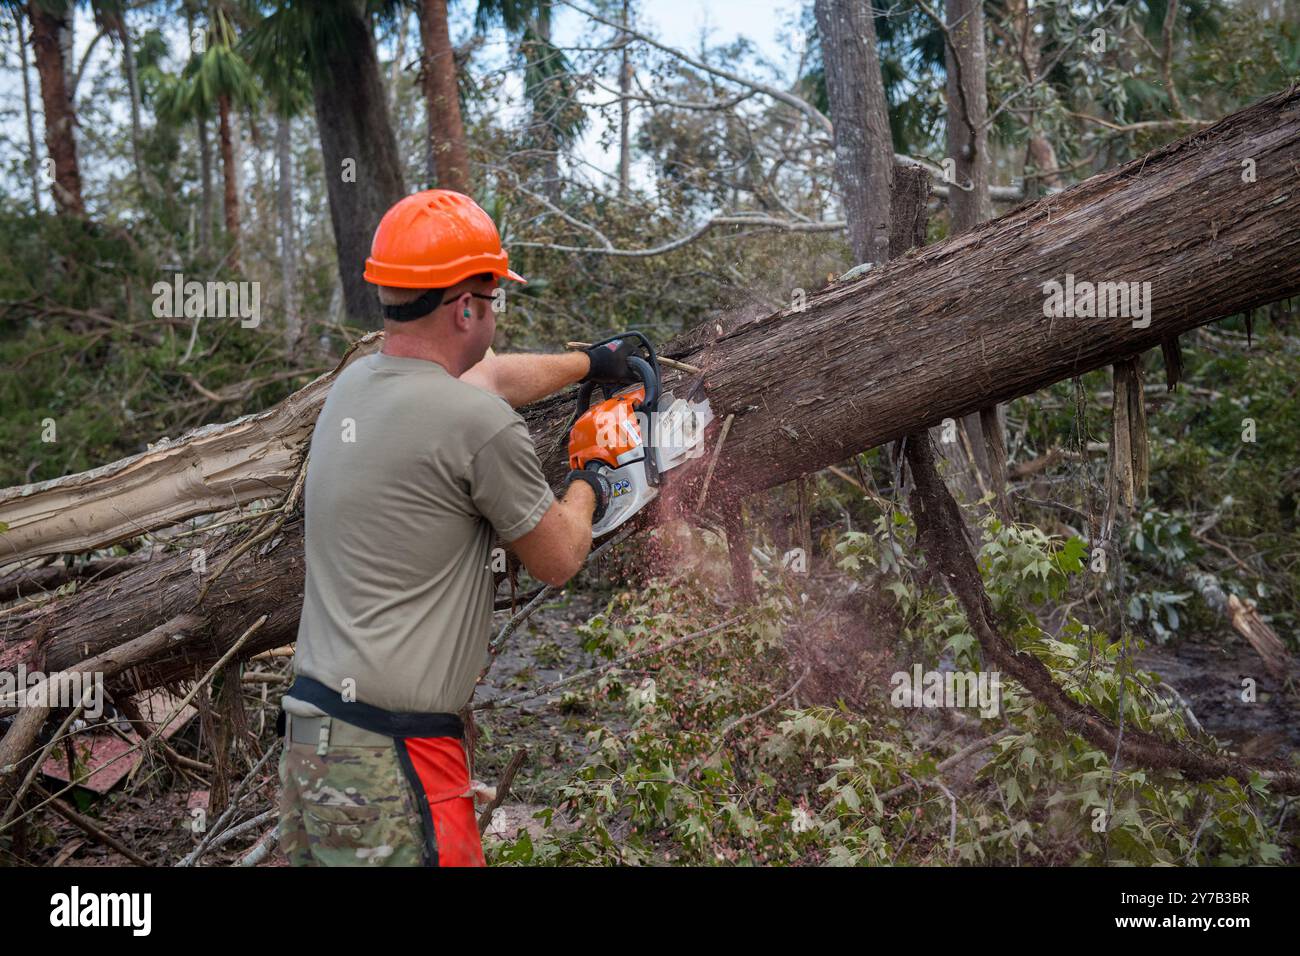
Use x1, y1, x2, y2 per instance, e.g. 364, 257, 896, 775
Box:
469, 417, 556, 542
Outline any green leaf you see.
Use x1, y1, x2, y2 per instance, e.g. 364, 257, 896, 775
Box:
1055, 536, 1087, 573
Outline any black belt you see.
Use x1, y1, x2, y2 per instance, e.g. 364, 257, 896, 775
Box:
285, 675, 464, 740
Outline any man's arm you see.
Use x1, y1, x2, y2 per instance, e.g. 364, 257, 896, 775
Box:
508, 481, 596, 586
462, 351, 590, 408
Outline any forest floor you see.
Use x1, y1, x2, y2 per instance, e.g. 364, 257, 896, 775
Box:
14, 583, 1296, 867
17, 588, 619, 867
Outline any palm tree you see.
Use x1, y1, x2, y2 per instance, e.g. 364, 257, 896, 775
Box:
249, 17, 312, 350
158, 4, 259, 269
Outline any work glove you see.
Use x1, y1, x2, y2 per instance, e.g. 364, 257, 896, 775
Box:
583, 337, 639, 385
566, 469, 612, 523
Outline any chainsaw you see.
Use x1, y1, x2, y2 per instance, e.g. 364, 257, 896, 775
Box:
567, 332, 714, 536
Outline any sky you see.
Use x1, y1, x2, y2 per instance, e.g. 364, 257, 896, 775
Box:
1, 1, 812, 202
562, 0, 805, 54
456, 0, 810, 186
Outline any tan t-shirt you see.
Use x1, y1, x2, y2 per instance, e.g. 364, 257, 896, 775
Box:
287, 351, 554, 715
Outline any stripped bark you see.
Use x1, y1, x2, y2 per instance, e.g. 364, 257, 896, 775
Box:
0, 334, 382, 565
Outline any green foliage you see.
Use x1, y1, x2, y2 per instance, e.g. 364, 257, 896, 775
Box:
486, 515, 1292, 866
157, 8, 260, 123
0, 213, 315, 487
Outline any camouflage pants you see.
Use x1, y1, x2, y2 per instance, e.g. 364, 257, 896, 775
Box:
278, 720, 428, 867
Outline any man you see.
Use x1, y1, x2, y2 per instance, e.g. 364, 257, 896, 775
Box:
278, 190, 637, 866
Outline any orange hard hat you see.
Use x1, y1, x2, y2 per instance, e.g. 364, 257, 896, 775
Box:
364, 189, 526, 289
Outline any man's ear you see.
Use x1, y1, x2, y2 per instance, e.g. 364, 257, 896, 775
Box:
449, 293, 471, 330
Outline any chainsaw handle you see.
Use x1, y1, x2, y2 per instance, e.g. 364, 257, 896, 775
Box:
569, 347, 660, 419
627, 355, 659, 416
573, 380, 598, 417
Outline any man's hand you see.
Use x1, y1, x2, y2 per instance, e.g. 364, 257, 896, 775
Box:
583, 338, 640, 385
564, 469, 611, 523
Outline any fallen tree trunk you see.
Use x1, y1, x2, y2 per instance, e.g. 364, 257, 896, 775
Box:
0, 555, 151, 604
0, 614, 205, 790
0, 340, 379, 566
5, 86, 1300, 563
2, 85, 1300, 703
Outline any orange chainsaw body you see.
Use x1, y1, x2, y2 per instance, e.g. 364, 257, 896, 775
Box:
567, 385, 647, 471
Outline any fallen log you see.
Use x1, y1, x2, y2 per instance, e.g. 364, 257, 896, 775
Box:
4, 86, 1300, 563
0, 614, 205, 798
0, 336, 381, 566
0, 555, 152, 604
2, 85, 1299, 711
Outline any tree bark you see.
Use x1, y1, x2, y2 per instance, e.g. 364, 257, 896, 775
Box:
617, 0, 632, 197
944, 0, 991, 231
814, 0, 893, 265
1004, 0, 1063, 196
942, 0, 1007, 512
28, 1, 84, 216
186, 4, 213, 256
311, 3, 406, 328
17, 13, 41, 212
888, 165, 930, 259
277, 115, 301, 352
0, 614, 206, 797
0, 555, 149, 604
198, 114, 214, 255
529, 14, 563, 204
419, 0, 470, 193
218, 94, 240, 269
119, 19, 145, 194
2, 86, 1299, 566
